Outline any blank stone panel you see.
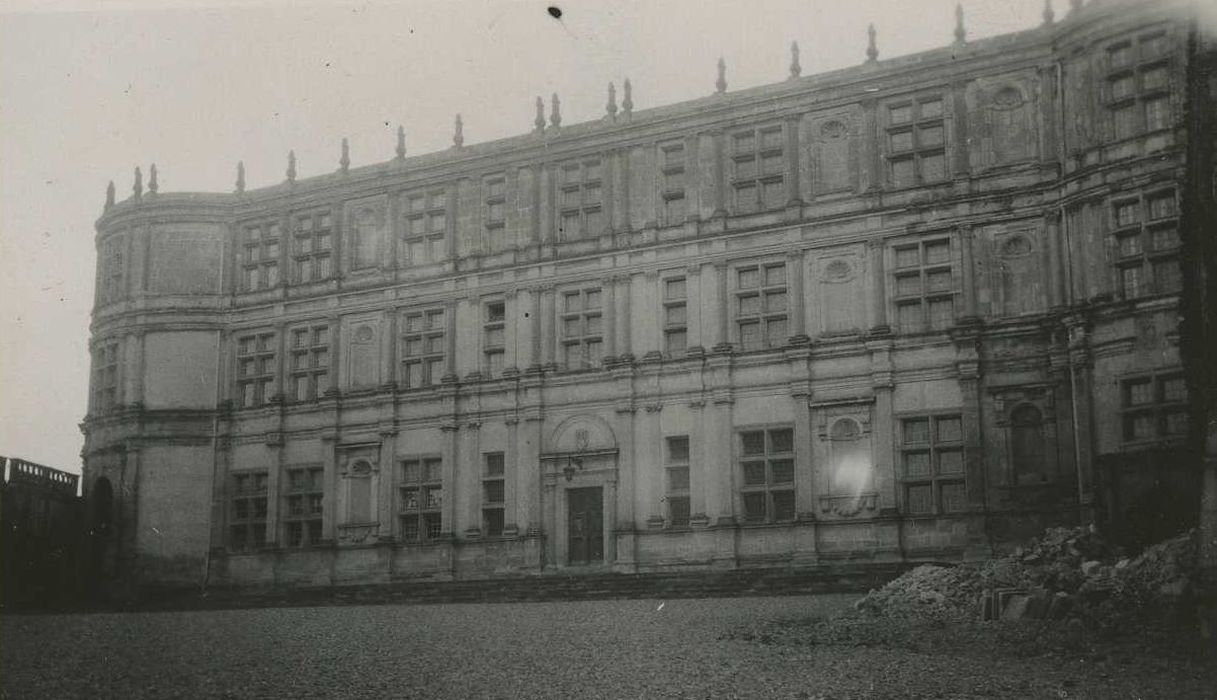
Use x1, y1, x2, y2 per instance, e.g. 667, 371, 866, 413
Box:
147, 226, 224, 295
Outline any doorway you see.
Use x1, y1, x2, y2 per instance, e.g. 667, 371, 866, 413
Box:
566, 487, 603, 565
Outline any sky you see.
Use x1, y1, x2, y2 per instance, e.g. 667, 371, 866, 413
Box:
0, 0, 1061, 473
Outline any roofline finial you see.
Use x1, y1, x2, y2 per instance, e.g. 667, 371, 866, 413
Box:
235, 161, 246, 194
789, 41, 802, 79
716, 57, 727, 94
866, 23, 879, 63
954, 3, 967, 46
396, 126, 406, 160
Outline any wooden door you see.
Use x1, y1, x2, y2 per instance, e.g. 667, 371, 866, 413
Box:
566, 487, 603, 565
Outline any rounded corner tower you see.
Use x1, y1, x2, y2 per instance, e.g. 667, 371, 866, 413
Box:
83, 189, 235, 592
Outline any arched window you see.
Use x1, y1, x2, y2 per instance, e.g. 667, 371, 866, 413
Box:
1010, 405, 1046, 485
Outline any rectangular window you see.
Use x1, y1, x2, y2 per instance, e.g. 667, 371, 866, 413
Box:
236, 331, 276, 408
483, 300, 505, 377
1107, 37, 1174, 138
887, 97, 947, 187
230, 471, 268, 551
891, 238, 955, 333
738, 428, 796, 523
99, 235, 125, 304
1122, 373, 1188, 443
241, 221, 281, 292
402, 189, 447, 265
484, 175, 507, 252
284, 466, 323, 547
292, 211, 334, 284
732, 125, 785, 213
558, 159, 604, 240
660, 142, 687, 226
400, 457, 443, 542
663, 276, 688, 354
1111, 190, 1181, 299
482, 452, 506, 537
665, 436, 691, 528
560, 287, 603, 369
289, 325, 329, 402
91, 341, 120, 412
401, 308, 446, 388
735, 263, 787, 350
900, 415, 965, 515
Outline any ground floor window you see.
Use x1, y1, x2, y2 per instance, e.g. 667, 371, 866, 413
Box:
284, 466, 324, 547
400, 457, 443, 541
900, 414, 966, 515
738, 427, 795, 523
230, 471, 268, 551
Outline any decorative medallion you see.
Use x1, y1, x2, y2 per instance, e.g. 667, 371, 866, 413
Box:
998, 234, 1034, 258
821, 120, 847, 139
350, 460, 373, 476
992, 86, 1024, 110
830, 417, 861, 440
354, 325, 375, 343
823, 259, 853, 282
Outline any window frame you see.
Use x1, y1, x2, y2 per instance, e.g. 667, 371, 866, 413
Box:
730, 125, 786, 214
891, 236, 957, 333
899, 414, 967, 516
1121, 372, 1189, 445
236, 331, 277, 408
886, 96, 948, 188
483, 174, 507, 253
291, 210, 334, 284
737, 426, 796, 524
1105, 33, 1174, 140
229, 471, 269, 552
240, 220, 282, 292
98, 234, 125, 305
91, 340, 120, 413
659, 140, 687, 226
1111, 189, 1181, 300
482, 452, 506, 537
288, 324, 330, 402
662, 276, 688, 355
665, 435, 691, 528
557, 158, 605, 240
400, 307, 447, 388
399, 457, 443, 542
733, 262, 788, 351
483, 299, 506, 377
402, 188, 448, 266
283, 465, 324, 548
560, 287, 604, 370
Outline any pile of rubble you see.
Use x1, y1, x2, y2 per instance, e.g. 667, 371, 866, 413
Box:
851, 526, 1198, 631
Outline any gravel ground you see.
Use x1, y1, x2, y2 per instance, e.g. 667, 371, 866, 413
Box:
2, 595, 1214, 699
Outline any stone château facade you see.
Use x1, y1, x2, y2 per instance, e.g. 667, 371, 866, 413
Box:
82, 0, 1214, 592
